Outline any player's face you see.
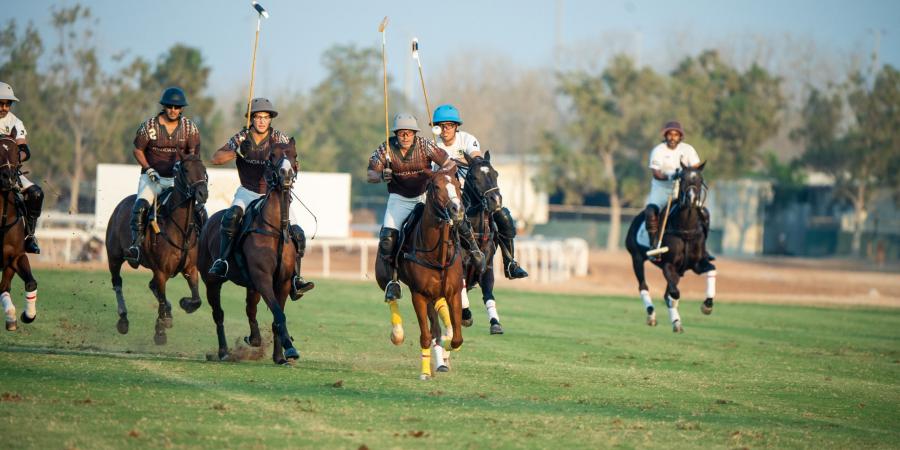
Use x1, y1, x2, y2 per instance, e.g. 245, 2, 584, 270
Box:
438, 122, 458, 142
665, 130, 682, 149
0, 101, 11, 119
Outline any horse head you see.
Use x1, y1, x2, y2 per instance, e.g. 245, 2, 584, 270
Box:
173, 151, 209, 205
677, 161, 707, 210
0, 136, 21, 192
427, 162, 464, 224
463, 150, 501, 213
265, 138, 298, 192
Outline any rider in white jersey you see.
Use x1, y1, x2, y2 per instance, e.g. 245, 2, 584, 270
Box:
0, 82, 43, 254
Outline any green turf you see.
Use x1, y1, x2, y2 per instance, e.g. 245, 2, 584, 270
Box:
0, 268, 898, 449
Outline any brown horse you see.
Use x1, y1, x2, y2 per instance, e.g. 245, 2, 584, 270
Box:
105, 153, 209, 344
0, 134, 37, 331
198, 140, 300, 365
376, 165, 465, 380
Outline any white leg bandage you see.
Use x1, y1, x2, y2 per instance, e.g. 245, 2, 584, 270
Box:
431, 340, 446, 368
665, 294, 681, 324
460, 279, 470, 309
1, 291, 14, 321
706, 270, 717, 299
640, 289, 653, 309
25, 290, 36, 319
484, 298, 499, 322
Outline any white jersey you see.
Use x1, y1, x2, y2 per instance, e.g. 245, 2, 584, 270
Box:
0, 112, 26, 140
648, 142, 700, 192
436, 131, 481, 163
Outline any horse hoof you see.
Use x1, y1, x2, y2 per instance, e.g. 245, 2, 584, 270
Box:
5, 320, 16, 331
672, 320, 684, 333
419, 374, 431, 381
20, 312, 35, 324
276, 358, 290, 366
243, 336, 262, 347
701, 299, 714, 315
647, 312, 658, 327
179, 297, 202, 314
461, 308, 473, 327
116, 318, 129, 335
436, 365, 450, 373
284, 347, 300, 361
490, 323, 504, 335
390, 325, 405, 346
154, 333, 167, 345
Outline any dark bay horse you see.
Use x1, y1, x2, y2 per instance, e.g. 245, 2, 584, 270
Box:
625, 162, 717, 332
198, 140, 300, 365
460, 151, 505, 334
0, 134, 37, 331
375, 166, 465, 380
106, 153, 209, 344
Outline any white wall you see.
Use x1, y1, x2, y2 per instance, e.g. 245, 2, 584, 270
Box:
94, 164, 351, 238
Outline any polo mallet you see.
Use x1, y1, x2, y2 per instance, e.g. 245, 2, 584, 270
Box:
378, 17, 392, 167
411, 38, 439, 141
245, 1, 269, 131
647, 178, 679, 258
379, 16, 403, 345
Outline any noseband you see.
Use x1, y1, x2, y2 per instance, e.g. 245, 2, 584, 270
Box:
463, 162, 500, 215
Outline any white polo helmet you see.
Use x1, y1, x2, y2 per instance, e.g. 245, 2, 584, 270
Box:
0, 82, 19, 102
391, 113, 420, 132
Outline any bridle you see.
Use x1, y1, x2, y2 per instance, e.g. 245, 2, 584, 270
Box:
463, 159, 501, 216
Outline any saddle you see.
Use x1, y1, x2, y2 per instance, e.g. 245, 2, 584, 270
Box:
230, 197, 270, 285
146, 187, 207, 231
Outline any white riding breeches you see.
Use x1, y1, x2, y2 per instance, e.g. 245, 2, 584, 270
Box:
382, 192, 425, 230
230, 185, 301, 226
136, 173, 175, 203
645, 185, 673, 209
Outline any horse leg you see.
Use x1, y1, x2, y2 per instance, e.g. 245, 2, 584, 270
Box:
447, 288, 464, 351
411, 292, 433, 380
695, 264, 718, 315
108, 256, 130, 334
1, 268, 16, 331
480, 268, 503, 335
149, 271, 171, 345
275, 279, 298, 363
244, 290, 262, 347
250, 271, 296, 365
661, 263, 684, 333
460, 277, 473, 327
631, 252, 656, 326
206, 281, 229, 360
13, 256, 37, 324
428, 304, 448, 373
178, 266, 203, 314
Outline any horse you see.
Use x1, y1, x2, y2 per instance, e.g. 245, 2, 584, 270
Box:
375, 165, 465, 380
105, 153, 209, 344
198, 140, 301, 365
624, 161, 717, 333
0, 134, 38, 331
460, 151, 505, 334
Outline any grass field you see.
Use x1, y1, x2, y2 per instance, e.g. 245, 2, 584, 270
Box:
0, 268, 898, 449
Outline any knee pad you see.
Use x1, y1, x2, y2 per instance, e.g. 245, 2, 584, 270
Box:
378, 228, 398, 257
23, 185, 44, 204
290, 224, 306, 255
492, 207, 517, 238
223, 206, 243, 230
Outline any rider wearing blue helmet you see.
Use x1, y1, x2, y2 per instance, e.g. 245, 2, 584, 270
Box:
432, 104, 528, 280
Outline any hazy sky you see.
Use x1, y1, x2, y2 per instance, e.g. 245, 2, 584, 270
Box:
13, 0, 900, 99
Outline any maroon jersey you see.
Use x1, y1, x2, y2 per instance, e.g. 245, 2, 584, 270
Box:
133, 115, 201, 177
368, 136, 449, 197
225, 128, 291, 194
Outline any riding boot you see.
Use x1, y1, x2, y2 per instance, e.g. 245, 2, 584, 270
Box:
457, 219, 486, 275
699, 207, 715, 261
378, 228, 401, 301
209, 206, 243, 278
491, 207, 526, 279
125, 198, 151, 268
289, 224, 315, 300
645, 205, 661, 261
22, 185, 44, 254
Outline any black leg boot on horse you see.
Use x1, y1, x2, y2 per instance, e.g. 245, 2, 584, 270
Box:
457, 219, 486, 276
645, 205, 660, 261
493, 207, 527, 279
289, 224, 315, 300
209, 206, 242, 278
379, 227, 402, 301
22, 185, 43, 254
125, 198, 151, 268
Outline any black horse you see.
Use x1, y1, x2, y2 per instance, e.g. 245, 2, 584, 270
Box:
459, 151, 507, 334
624, 162, 717, 333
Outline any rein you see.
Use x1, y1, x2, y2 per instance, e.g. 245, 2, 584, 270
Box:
153, 161, 205, 277
404, 179, 459, 272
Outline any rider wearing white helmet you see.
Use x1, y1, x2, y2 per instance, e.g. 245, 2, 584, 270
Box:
432, 104, 528, 279
367, 112, 484, 301
209, 97, 314, 300
0, 81, 43, 254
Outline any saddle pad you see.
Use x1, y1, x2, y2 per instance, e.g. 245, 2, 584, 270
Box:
636, 219, 651, 248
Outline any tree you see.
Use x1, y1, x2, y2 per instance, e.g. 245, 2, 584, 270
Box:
150, 44, 220, 148
799, 65, 900, 255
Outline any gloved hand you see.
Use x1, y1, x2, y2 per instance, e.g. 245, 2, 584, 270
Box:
146, 168, 160, 183
382, 167, 393, 182
237, 139, 251, 158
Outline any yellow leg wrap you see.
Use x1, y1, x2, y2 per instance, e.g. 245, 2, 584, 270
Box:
434, 297, 453, 347
420, 347, 432, 379
388, 300, 404, 345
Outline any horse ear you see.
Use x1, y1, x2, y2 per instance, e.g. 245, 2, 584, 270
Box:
484, 150, 491, 161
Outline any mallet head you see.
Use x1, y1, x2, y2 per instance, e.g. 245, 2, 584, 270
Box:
252, 1, 269, 19
412, 38, 420, 60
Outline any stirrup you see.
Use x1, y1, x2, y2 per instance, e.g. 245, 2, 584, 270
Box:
125, 245, 141, 265
25, 236, 41, 255
384, 280, 402, 302
209, 259, 229, 278
505, 261, 528, 279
